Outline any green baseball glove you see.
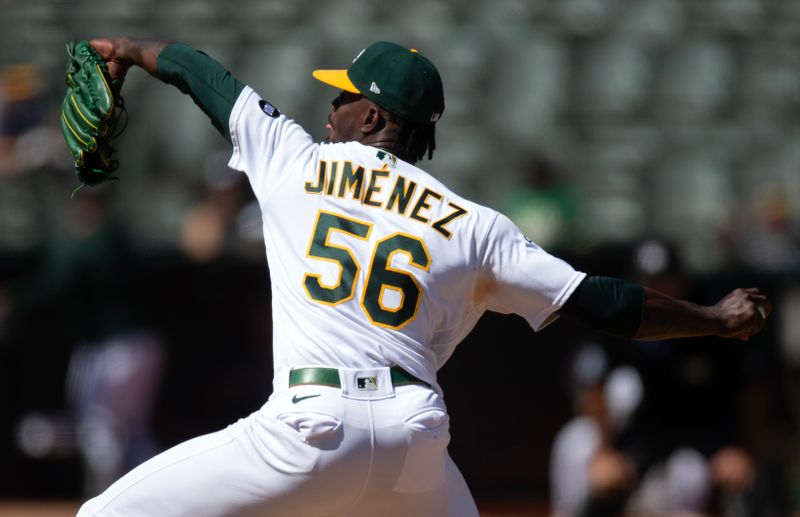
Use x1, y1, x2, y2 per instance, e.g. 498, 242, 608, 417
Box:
60, 40, 126, 193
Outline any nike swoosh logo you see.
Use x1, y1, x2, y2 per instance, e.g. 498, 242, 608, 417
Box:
292, 394, 321, 404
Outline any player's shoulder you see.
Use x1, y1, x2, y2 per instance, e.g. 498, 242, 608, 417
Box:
234, 86, 312, 135
396, 154, 503, 234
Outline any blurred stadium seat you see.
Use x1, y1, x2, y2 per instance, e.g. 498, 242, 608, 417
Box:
0, 0, 796, 272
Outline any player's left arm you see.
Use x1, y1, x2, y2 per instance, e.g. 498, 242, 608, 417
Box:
560, 275, 771, 341
635, 285, 770, 341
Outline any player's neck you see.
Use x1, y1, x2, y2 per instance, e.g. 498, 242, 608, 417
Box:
358, 122, 415, 164
360, 137, 415, 164
361, 137, 395, 152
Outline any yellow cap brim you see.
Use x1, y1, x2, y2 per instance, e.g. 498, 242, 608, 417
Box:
312, 69, 360, 94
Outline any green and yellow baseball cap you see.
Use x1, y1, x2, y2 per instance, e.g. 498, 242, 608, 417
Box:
313, 41, 444, 125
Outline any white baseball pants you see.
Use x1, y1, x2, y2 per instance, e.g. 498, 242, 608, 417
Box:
77, 366, 478, 517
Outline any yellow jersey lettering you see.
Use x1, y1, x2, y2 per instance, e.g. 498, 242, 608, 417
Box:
304, 161, 464, 238
432, 202, 468, 239
305, 160, 327, 193
325, 160, 339, 196
386, 175, 417, 216
410, 188, 442, 224
363, 169, 390, 208
338, 161, 365, 200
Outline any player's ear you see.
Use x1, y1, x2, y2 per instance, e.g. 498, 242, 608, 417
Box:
360, 104, 384, 134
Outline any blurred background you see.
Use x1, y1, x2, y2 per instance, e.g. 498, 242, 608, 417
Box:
0, 0, 798, 515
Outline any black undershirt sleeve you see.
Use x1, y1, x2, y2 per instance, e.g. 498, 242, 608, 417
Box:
156, 43, 245, 143
559, 275, 646, 338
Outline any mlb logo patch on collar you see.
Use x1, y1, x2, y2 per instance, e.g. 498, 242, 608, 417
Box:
258, 99, 280, 118
376, 150, 397, 168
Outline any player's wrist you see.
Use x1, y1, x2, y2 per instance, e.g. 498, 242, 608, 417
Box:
120, 37, 172, 77
97, 37, 133, 67
704, 303, 728, 337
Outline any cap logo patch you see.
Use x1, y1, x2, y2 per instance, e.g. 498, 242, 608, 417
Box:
258, 99, 280, 118
430, 113, 441, 122
369, 82, 381, 95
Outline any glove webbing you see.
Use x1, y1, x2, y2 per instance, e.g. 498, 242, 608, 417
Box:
71, 94, 128, 199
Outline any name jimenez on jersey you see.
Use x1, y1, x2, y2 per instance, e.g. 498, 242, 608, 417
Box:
303, 156, 468, 240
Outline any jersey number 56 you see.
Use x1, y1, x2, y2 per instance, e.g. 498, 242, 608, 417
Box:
302, 210, 430, 330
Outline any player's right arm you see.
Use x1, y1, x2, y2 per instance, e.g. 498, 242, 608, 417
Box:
88, 36, 314, 202
89, 37, 245, 143
88, 37, 167, 81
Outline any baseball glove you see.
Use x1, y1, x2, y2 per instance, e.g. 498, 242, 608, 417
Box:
60, 40, 126, 194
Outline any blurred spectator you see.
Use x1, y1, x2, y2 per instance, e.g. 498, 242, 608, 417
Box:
0, 62, 67, 176
0, 63, 47, 174
501, 153, 578, 254
0, 63, 68, 257
1, 187, 165, 495
550, 239, 779, 517
179, 150, 260, 263
152, 157, 271, 446
735, 184, 800, 275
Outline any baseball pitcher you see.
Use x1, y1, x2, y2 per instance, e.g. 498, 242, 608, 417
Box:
69, 38, 771, 517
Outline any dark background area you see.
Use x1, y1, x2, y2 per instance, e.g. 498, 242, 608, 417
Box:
0, 246, 792, 503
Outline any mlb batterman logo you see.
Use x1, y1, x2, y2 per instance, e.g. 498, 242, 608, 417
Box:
376, 150, 397, 168
357, 376, 378, 391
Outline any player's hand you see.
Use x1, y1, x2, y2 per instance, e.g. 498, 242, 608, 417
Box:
588, 447, 636, 497
712, 288, 771, 341
710, 446, 755, 494
89, 37, 170, 80
89, 38, 132, 82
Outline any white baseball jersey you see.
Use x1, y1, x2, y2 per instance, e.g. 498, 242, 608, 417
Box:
228, 86, 586, 393
78, 82, 588, 517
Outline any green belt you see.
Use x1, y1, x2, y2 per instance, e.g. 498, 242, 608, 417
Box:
288, 367, 430, 388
